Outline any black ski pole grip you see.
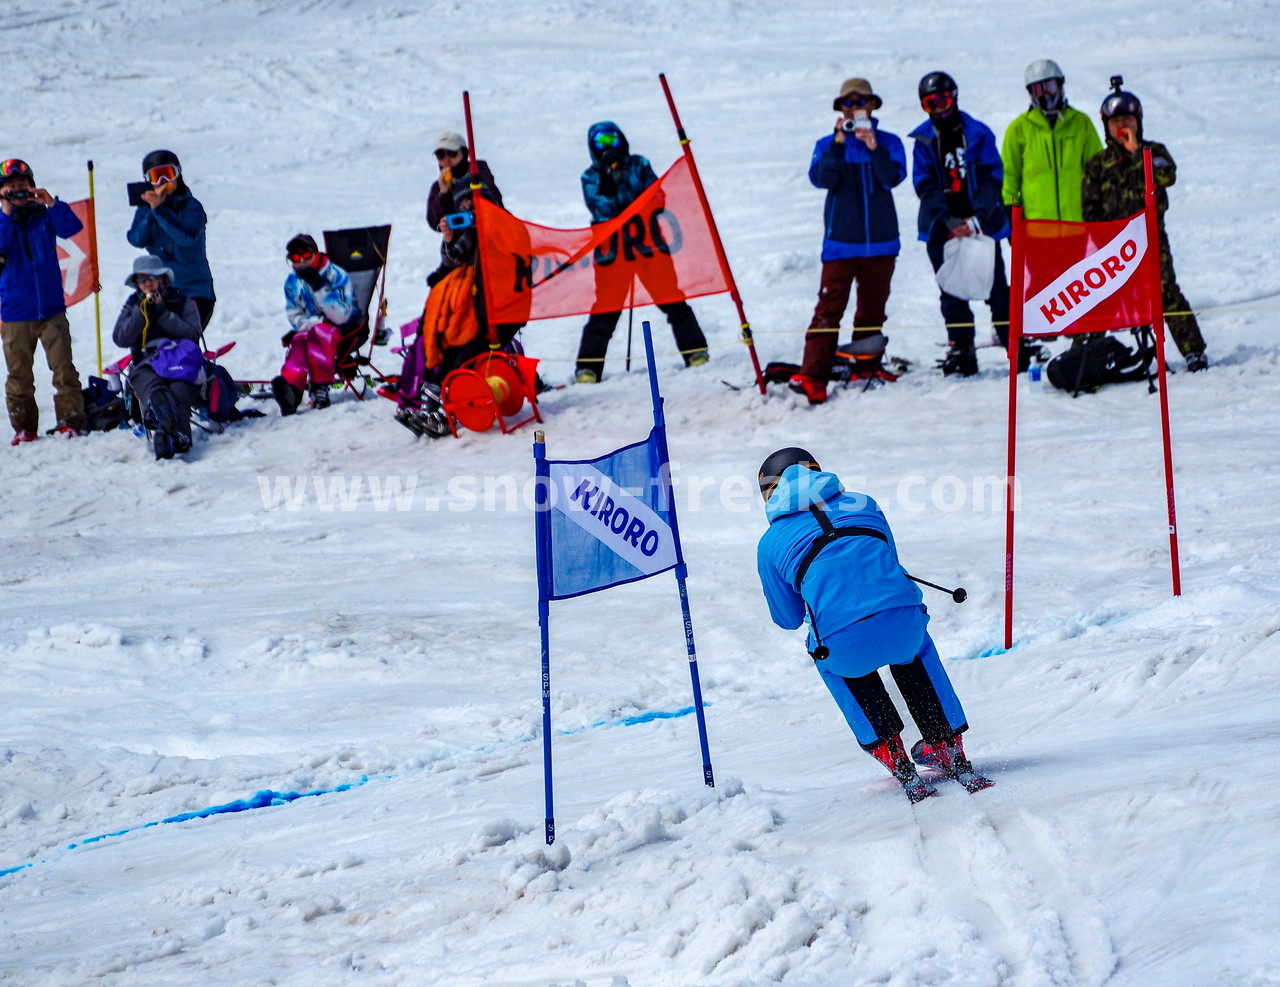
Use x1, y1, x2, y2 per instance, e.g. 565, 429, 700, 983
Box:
907, 573, 967, 604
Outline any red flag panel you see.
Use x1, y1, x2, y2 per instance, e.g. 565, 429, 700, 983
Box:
1018, 211, 1158, 337
58, 199, 98, 308
475, 156, 730, 325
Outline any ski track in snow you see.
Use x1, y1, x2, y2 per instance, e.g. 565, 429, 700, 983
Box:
2, 1, 1280, 985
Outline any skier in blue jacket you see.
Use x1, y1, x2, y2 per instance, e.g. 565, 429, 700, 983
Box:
789, 78, 907, 405
0, 159, 86, 443
755, 447, 989, 801
127, 149, 215, 328
573, 121, 709, 383
910, 72, 1018, 377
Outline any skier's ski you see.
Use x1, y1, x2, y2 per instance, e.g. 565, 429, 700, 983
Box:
911, 739, 994, 793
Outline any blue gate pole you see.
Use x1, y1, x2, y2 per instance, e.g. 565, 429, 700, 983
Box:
640, 321, 715, 787
533, 430, 556, 843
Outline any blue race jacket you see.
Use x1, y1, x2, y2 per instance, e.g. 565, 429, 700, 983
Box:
757, 466, 922, 646
581, 121, 659, 224
809, 123, 907, 260
127, 189, 215, 301
909, 110, 1010, 241
0, 200, 82, 322
284, 258, 358, 333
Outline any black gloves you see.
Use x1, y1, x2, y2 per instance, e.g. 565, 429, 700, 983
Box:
281, 329, 298, 347
297, 266, 325, 289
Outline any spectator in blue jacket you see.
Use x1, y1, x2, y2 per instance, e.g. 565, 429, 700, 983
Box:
271, 234, 360, 416
910, 73, 1016, 377
126, 150, 215, 328
573, 121, 709, 383
755, 447, 988, 802
0, 159, 86, 444
789, 78, 907, 405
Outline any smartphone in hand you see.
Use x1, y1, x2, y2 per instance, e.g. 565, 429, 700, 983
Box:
127, 182, 151, 207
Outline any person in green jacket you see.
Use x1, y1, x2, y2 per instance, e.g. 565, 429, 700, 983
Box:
1001, 60, 1101, 221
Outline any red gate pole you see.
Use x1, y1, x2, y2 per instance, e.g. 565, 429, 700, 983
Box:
461, 91, 500, 348
658, 73, 766, 395
1143, 149, 1181, 596
1003, 206, 1027, 650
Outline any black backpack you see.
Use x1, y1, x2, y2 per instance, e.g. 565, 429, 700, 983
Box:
1046, 331, 1156, 395
81, 376, 129, 432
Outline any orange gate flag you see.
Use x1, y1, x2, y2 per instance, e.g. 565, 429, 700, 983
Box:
1017, 211, 1158, 337
474, 156, 731, 326
58, 198, 98, 308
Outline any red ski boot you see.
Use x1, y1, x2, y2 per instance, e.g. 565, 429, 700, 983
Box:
911, 734, 993, 793
867, 735, 937, 803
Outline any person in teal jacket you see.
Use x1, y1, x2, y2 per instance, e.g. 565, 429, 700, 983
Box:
1001, 60, 1102, 221
755, 447, 988, 802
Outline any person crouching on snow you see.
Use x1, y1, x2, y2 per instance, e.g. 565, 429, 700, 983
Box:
271, 234, 361, 416
111, 256, 203, 460
755, 447, 991, 802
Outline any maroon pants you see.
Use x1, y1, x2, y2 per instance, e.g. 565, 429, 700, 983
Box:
800, 255, 896, 379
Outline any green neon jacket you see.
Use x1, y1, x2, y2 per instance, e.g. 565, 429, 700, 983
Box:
1001, 104, 1101, 221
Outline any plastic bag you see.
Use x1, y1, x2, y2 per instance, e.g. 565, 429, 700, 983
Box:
936, 230, 996, 300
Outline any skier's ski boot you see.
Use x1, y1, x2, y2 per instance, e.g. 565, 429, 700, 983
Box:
309, 384, 332, 410
938, 343, 978, 377
787, 373, 827, 405
911, 734, 993, 793
867, 734, 937, 803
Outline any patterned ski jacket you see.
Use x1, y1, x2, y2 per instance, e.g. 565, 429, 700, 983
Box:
0, 199, 82, 322
909, 110, 1010, 241
127, 188, 215, 302
1081, 139, 1177, 234
1001, 104, 1101, 221
284, 257, 358, 333
581, 122, 659, 224
809, 122, 907, 260
757, 466, 921, 647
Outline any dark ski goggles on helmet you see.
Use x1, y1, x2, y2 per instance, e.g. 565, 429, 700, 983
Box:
921, 91, 956, 114
0, 159, 32, 179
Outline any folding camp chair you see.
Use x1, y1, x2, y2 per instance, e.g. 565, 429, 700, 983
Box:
322, 225, 392, 398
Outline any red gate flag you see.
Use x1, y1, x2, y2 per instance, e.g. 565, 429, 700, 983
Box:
58, 198, 98, 308
474, 156, 731, 325
1018, 211, 1157, 337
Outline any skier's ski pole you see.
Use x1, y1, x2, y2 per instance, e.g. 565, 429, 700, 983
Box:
907, 574, 967, 603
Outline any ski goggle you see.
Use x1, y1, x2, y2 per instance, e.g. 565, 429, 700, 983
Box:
0, 159, 32, 178
840, 94, 871, 108
287, 250, 318, 265
146, 163, 180, 185
592, 131, 621, 150
921, 91, 956, 114
1028, 78, 1062, 99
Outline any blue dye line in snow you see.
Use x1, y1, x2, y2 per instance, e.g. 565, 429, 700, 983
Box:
0, 703, 700, 880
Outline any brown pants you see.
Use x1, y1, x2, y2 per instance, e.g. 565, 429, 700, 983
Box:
800, 255, 896, 379
2, 312, 86, 434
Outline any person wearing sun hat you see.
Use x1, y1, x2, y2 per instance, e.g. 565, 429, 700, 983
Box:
787, 78, 907, 404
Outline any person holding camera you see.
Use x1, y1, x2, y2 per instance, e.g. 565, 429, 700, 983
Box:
112, 255, 203, 460
126, 149, 215, 329
787, 78, 907, 405
426, 131, 502, 247
1081, 78, 1208, 372
270, 234, 361, 416
909, 72, 1013, 377
573, 121, 709, 383
0, 158, 87, 445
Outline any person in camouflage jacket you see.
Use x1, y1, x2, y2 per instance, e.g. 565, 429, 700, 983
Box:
1081, 89, 1207, 368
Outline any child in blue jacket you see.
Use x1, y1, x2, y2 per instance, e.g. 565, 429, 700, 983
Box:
755, 447, 990, 801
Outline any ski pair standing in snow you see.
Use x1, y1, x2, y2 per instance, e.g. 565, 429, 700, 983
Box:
788, 77, 907, 406
755, 448, 990, 801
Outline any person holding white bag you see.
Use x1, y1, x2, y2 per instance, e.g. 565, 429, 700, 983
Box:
909, 72, 1025, 377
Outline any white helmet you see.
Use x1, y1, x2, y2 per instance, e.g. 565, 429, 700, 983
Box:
1025, 59, 1064, 87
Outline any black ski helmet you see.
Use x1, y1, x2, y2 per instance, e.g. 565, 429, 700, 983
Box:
141, 148, 181, 177
918, 71, 958, 101
1100, 76, 1143, 124
758, 447, 820, 500
0, 158, 34, 188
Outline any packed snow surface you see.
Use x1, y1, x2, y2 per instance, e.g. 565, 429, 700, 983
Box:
1, 1, 1278, 985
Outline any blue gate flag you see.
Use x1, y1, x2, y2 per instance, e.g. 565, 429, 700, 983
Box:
538, 429, 680, 601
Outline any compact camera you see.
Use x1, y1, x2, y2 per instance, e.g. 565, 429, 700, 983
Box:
444, 212, 474, 230
840, 114, 871, 135
3, 189, 35, 202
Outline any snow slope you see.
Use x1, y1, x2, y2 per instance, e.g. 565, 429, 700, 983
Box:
2, 1, 1279, 984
